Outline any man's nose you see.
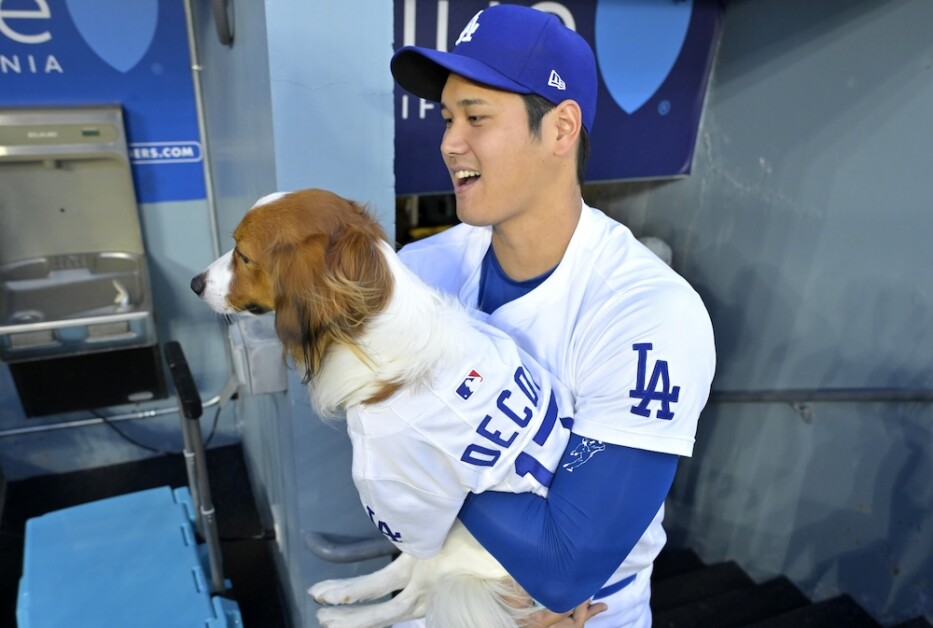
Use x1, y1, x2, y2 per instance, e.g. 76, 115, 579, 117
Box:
440, 123, 467, 158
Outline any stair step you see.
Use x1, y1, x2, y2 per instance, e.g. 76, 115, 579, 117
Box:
893, 619, 933, 628
744, 595, 880, 628
892, 617, 933, 628
653, 576, 810, 627
652, 561, 755, 611
653, 547, 706, 580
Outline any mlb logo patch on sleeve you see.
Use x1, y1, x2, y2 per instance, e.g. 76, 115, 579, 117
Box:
456, 370, 484, 400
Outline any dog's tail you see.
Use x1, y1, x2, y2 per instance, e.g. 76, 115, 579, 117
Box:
427, 574, 536, 628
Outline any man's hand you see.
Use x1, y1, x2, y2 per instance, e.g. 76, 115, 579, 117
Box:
521, 601, 608, 627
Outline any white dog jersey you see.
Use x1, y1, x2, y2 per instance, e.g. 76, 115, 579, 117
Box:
346, 314, 573, 559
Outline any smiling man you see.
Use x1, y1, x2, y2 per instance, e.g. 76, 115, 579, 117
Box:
391, 5, 716, 627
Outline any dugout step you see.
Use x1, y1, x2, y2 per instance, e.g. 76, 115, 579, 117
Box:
892, 619, 933, 628
744, 594, 879, 628
652, 560, 755, 611
652, 546, 706, 581
648, 549, 933, 627
653, 576, 809, 627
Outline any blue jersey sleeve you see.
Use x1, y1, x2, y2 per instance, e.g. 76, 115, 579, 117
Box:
458, 433, 678, 612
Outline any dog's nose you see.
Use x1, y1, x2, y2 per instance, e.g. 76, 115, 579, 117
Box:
190, 273, 206, 296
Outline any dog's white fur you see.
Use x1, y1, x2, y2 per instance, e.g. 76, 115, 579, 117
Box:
311, 523, 530, 628
193, 190, 538, 628
311, 242, 470, 416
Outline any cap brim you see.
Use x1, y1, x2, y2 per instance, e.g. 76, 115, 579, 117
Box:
391, 46, 532, 102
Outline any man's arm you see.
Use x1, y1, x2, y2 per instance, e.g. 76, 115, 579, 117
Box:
458, 433, 679, 612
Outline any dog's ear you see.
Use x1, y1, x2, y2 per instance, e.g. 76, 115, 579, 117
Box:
272, 226, 391, 382
272, 233, 328, 381
325, 223, 393, 313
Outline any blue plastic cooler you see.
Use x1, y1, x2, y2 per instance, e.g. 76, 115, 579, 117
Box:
17, 485, 241, 627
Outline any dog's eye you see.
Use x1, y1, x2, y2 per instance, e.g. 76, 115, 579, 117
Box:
236, 249, 250, 265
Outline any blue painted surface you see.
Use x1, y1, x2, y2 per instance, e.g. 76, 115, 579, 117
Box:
0, 0, 206, 201
64, 0, 159, 74
595, 0, 693, 114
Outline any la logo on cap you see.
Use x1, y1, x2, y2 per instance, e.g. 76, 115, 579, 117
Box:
456, 10, 482, 45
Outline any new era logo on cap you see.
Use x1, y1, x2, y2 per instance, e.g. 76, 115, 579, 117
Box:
548, 70, 566, 90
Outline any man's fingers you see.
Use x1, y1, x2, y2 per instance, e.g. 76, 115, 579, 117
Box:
573, 601, 608, 626
522, 600, 609, 627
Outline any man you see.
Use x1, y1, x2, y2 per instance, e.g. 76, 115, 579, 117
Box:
391, 5, 715, 626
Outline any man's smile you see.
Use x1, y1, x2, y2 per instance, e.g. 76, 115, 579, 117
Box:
454, 169, 481, 191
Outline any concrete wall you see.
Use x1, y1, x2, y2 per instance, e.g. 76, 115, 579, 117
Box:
585, 0, 933, 622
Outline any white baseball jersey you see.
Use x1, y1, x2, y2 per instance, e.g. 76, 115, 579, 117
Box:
399, 201, 716, 620
347, 313, 573, 559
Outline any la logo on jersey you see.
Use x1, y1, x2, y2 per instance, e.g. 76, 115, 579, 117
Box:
629, 343, 680, 420
456, 369, 484, 400
456, 10, 482, 45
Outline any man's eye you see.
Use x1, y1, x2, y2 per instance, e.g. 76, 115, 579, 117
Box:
442, 117, 452, 127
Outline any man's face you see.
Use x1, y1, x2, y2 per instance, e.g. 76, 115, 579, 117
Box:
439, 74, 553, 228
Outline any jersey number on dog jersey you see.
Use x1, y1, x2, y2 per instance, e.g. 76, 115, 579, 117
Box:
460, 366, 569, 488
629, 342, 680, 420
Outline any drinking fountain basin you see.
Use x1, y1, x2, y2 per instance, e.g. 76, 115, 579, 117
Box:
0, 253, 156, 362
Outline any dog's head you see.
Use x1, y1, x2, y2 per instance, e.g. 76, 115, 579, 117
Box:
192, 189, 392, 381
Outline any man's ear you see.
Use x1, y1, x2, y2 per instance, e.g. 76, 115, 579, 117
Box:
552, 100, 583, 158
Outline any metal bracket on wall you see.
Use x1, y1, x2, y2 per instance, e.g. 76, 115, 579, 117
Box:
789, 402, 813, 423
212, 0, 234, 46
304, 531, 397, 564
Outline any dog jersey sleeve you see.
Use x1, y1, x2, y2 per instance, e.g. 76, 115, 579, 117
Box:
352, 474, 465, 559
458, 433, 678, 612
347, 402, 474, 559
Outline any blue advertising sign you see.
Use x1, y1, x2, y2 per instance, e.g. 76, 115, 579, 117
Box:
394, 0, 723, 196
0, 0, 205, 202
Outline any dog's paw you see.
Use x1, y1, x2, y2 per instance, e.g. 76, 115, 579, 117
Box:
309, 579, 357, 606
316, 606, 363, 628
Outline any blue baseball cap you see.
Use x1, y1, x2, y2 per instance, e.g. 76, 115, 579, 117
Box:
391, 4, 598, 132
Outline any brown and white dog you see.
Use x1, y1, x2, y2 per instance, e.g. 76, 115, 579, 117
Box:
191, 189, 540, 628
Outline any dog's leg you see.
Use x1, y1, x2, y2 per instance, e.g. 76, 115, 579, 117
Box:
310, 553, 416, 606
316, 584, 425, 628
